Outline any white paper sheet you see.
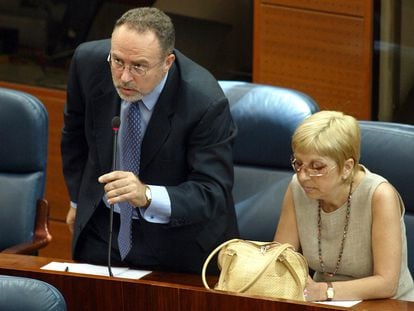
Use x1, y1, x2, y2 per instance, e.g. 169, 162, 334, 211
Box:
315, 300, 362, 307
41, 261, 152, 279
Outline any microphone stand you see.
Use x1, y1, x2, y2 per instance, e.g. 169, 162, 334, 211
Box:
108, 205, 114, 277
108, 117, 120, 277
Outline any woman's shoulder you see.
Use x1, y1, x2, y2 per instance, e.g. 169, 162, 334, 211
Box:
356, 165, 402, 211
351, 165, 392, 203
356, 165, 388, 188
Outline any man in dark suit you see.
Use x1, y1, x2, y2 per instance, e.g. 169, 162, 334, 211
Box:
61, 7, 238, 274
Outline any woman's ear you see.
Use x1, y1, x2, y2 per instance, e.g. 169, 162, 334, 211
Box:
342, 158, 355, 180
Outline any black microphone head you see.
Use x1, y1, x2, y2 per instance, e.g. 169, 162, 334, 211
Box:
112, 116, 121, 130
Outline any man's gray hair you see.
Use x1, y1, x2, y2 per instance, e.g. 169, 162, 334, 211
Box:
114, 7, 175, 56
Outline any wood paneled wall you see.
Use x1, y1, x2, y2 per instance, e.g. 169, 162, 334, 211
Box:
253, 0, 374, 119
0, 81, 72, 259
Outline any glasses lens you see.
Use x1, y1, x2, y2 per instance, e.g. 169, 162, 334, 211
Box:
131, 66, 145, 76
308, 165, 335, 177
291, 157, 335, 177
308, 169, 324, 177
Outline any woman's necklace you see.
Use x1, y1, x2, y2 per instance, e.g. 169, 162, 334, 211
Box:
317, 181, 353, 277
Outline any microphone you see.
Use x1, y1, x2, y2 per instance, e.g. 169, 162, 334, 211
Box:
108, 116, 120, 277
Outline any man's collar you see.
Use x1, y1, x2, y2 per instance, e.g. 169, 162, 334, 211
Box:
141, 72, 169, 111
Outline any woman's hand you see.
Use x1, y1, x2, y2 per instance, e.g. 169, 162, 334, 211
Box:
304, 276, 327, 301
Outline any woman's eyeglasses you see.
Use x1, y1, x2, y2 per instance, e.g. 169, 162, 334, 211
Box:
290, 157, 337, 177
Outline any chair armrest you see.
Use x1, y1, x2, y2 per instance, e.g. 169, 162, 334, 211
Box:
2, 199, 52, 254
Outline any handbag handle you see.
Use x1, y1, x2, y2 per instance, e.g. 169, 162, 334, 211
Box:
280, 252, 307, 294
236, 243, 294, 293
202, 238, 240, 289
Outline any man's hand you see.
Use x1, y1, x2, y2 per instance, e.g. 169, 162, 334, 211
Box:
99, 171, 148, 207
66, 206, 76, 234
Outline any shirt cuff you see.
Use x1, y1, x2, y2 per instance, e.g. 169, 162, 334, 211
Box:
139, 185, 171, 223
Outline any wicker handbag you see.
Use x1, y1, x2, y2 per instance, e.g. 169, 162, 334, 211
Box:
202, 239, 308, 301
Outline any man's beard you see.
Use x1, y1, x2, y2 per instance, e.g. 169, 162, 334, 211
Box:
114, 81, 144, 102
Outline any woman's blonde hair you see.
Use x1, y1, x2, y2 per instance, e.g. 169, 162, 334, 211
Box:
292, 111, 360, 178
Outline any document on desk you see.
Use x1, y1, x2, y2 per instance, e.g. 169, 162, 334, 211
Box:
315, 300, 362, 308
41, 262, 152, 279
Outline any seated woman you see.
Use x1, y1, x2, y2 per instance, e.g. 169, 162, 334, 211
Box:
275, 110, 414, 301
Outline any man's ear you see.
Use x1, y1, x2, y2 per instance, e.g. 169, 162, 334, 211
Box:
163, 53, 175, 73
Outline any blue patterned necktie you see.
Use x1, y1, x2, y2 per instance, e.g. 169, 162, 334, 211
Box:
118, 100, 143, 260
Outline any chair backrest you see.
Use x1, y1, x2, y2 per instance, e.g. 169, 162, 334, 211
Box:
359, 121, 414, 275
0, 275, 66, 310
219, 81, 319, 241
0, 87, 48, 250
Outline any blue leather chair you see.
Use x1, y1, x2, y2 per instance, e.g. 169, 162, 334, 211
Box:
0, 87, 51, 254
219, 81, 319, 241
359, 121, 414, 275
0, 275, 66, 310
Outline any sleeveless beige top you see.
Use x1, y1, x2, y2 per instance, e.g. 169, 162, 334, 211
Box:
292, 165, 414, 301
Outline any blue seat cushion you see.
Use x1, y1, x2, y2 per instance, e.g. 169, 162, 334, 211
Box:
0, 275, 66, 311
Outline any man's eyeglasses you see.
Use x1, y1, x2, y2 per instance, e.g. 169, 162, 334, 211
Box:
107, 54, 163, 77
290, 157, 337, 177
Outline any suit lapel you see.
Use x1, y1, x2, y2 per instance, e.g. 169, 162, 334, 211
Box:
89, 60, 179, 174
92, 84, 121, 174
140, 64, 179, 172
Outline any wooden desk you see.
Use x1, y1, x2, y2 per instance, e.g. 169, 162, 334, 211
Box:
0, 254, 412, 311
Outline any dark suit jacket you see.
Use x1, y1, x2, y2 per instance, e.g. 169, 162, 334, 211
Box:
61, 39, 239, 273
